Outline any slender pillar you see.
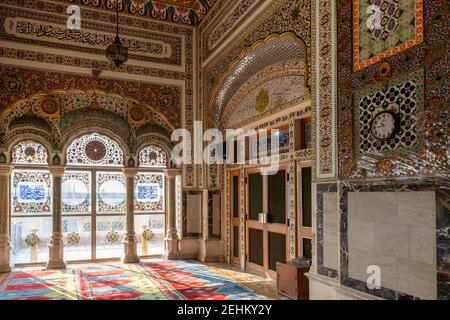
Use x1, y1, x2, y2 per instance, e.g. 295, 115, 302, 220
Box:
47, 166, 66, 269
122, 168, 139, 263
0, 165, 12, 273
164, 169, 180, 260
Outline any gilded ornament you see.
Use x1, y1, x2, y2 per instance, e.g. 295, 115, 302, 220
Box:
255, 88, 269, 113
39, 95, 61, 119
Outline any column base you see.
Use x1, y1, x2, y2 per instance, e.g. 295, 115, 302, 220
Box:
122, 233, 140, 264
47, 233, 66, 270
164, 229, 180, 260
198, 239, 222, 263
0, 235, 12, 273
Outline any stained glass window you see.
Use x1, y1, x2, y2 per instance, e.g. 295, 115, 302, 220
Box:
134, 172, 165, 213
11, 169, 52, 264
139, 145, 167, 168
62, 171, 91, 215
66, 133, 124, 167
96, 172, 126, 214
12, 170, 52, 216
12, 140, 48, 165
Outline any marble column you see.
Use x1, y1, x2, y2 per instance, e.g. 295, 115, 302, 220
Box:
164, 169, 180, 260
47, 166, 66, 269
122, 168, 139, 263
0, 165, 12, 273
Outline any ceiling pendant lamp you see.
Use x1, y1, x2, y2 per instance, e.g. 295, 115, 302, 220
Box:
106, 0, 128, 70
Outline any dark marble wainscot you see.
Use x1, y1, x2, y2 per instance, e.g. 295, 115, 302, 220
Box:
316, 183, 338, 279
339, 177, 450, 300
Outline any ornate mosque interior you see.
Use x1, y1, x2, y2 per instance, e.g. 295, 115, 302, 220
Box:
0, 0, 448, 301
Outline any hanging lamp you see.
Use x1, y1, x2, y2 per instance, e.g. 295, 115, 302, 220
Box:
106, 0, 128, 69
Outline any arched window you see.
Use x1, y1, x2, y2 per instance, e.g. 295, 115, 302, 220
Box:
12, 140, 48, 165
11, 139, 51, 264
134, 144, 167, 256
138, 145, 167, 168
66, 133, 124, 167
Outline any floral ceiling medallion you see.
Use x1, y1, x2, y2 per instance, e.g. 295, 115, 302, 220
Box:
39, 95, 61, 120
128, 103, 146, 125
85, 140, 107, 161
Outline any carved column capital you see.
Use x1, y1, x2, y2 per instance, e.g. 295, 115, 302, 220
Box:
123, 167, 139, 178
49, 166, 65, 178
0, 165, 13, 176
164, 168, 181, 180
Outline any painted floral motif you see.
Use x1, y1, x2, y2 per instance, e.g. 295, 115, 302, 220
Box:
0, 66, 181, 132
25, 231, 40, 247
0, 72, 21, 93
353, 0, 424, 71
66, 232, 81, 246
208, 0, 258, 50
139, 145, 167, 167
226, 74, 308, 128
141, 226, 154, 241
12, 140, 48, 165
106, 231, 120, 243
68, 0, 215, 25
339, 0, 448, 178
66, 133, 124, 167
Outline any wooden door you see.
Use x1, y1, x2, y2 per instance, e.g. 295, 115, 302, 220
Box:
245, 166, 289, 278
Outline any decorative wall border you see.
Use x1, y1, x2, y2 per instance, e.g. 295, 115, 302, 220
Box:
339, 178, 450, 300
312, 0, 337, 181
239, 168, 245, 268
207, 0, 259, 51
316, 182, 338, 279
224, 166, 231, 262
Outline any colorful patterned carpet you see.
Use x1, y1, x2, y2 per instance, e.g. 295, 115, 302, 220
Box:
0, 260, 270, 300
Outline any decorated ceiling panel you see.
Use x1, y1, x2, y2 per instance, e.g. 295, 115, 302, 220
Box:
64, 0, 216, 25
0, 65, 180, 126
0, 65, 179, 152
210, 33, 307, 127
201, 0, 311, 132
0, 3, 183, 67
226, 73, 308, 128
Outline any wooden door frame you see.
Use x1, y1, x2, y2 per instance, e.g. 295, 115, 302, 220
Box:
244, 163, 289, 279
296, 160, 313, 257
229, 170, 241, 266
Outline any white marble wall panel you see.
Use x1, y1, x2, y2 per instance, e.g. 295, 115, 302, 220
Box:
323, 192, 338, 270
347, 191, 436, 300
